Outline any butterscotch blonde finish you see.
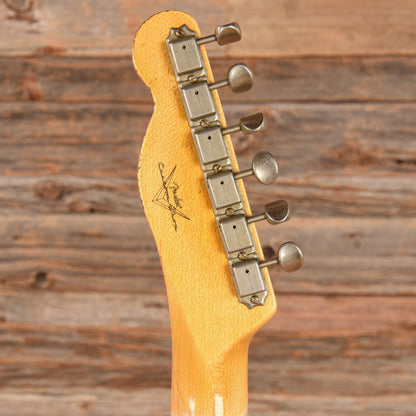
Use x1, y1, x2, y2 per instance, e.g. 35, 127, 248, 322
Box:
132, 11, 276, 416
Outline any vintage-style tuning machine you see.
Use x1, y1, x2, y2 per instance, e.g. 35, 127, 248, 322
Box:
217, 200, 290, 258
222, 112, 265, 136
204, 152, 278, 214
209, 64, 253, 93
197, 22, 242, 46
176, 64, 253, 124
167, 23, 243, 83
247, 200, 290, 225
260, 242, 304, 272
230, 242, 303, 308
234, 151, 278, 184
166, 19, 303, 309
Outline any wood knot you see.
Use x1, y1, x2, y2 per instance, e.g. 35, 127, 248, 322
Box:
68, 200, 98, 214
80, 402, 90, 410
33, 271, 52, 289
34, 181, 64, 201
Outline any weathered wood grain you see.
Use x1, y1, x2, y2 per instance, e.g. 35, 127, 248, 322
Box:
1, 0, 416, 57
227, 0, 416, 58
0, 177, 141, 215
1, 215, 415, 296
2, 56, 416, 104
1, 292, 415, 332
0, 0, 226, 57
3, 102, 415, 178
0, 390, 415, 416
0, 323, 415, 398
1, 101, 415, 217
248, 394, 416, 416
1, 173, 415, 218
0, 291, 170, 328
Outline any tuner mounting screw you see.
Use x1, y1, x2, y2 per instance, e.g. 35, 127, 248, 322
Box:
225, 207, 234, 216
250, 295, 260, 304
238, 251, 248, 260
212, 163, 222, 173
175, 28, 184, 38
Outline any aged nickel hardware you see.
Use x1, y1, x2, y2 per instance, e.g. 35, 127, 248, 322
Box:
247, 200, 290, 225
218, 212, 255, 257
230, 258, 267, 308
234, 151, 278, 184
197, 22, 242, 46
260, 242, 304, 272
217, 200, 289, 259
222, 112, 265, 136
209, 64, 253, 93
166, 21, 303, 309
192, 125, 231, 167
205, 169, 244, 214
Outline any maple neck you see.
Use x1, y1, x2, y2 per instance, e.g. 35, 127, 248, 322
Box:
170, 311, 250, 416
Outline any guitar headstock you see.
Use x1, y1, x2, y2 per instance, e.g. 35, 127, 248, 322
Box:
132, 10, 303, 413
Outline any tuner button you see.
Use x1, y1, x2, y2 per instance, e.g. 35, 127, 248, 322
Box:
222, 113, 265, 136
277, 242, 304, 272
197, 22, 242, 46
209, 64, 253, 94
215, 22, 242, 45
234, 151, 278, 184
240, 113, 265, 134
228, 64, 253, 93
247, 200, 290, 225
252, 151, 278, 184
260, 242, 303, 272
264, 200, 290, 224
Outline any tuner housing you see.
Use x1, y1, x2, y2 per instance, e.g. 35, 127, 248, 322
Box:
229, 256, 268, 309
166, 25, 207, 82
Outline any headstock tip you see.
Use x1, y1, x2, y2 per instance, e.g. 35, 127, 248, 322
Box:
132, 10, 201, 88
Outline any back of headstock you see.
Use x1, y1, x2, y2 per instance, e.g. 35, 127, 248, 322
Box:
132, 10, 303, 415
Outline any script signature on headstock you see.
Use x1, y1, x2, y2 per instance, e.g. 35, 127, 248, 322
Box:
152, 162, 190, 231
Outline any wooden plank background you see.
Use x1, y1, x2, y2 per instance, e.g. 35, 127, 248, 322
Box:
1, 0, 415, 415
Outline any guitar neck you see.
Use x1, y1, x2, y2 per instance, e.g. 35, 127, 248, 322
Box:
171, 312, 250, 416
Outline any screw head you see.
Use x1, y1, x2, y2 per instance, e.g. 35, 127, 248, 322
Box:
250, 295, 260, 304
